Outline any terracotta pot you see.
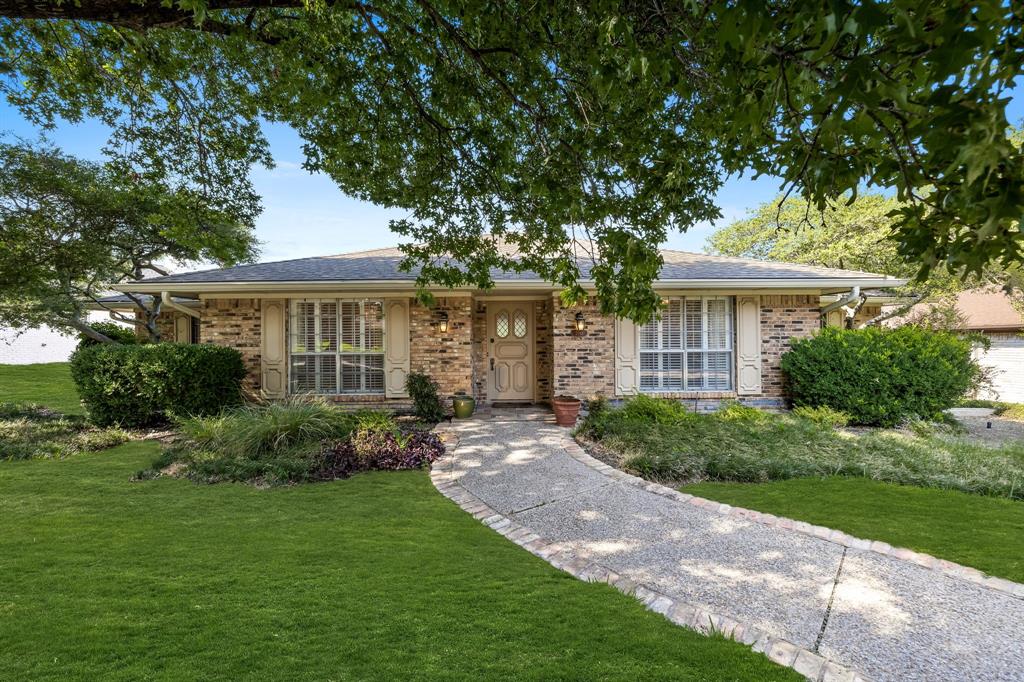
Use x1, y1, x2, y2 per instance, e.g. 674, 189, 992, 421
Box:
552, 396, 581, 427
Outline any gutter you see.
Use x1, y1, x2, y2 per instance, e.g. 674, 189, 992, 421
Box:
820, 286, 861, 320
161, 291, 200, 319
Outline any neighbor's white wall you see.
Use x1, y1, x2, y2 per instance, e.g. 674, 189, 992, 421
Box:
974, 332, 1024, 403
0, 313, 127, 365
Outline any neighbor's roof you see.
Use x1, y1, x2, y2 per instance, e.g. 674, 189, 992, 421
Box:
87, 294, 199, 310
946, 289, 1023, 331
115, 241, 906, 293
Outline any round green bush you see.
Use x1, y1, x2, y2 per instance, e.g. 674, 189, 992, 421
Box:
70, 343, 247, 427
781, 326, 979, 427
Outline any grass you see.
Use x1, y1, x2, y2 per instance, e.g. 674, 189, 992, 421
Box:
579, 396, 1024, 499
0, 443, 795, 681
0, 363, 795, 680
683, 478, 1024, 584
0, 362, 82, 414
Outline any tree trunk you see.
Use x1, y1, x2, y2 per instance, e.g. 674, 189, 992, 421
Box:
68, 318, 118, 344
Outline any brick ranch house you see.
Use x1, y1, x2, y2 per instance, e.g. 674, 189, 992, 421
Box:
102, 245, 905, 411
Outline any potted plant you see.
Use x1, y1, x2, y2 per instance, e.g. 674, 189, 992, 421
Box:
452, 392, 476, 419
551, 395, 581, 427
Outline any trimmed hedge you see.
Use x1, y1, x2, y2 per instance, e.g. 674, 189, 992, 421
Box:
70, 343, 247, 427
781, 326, 978, 427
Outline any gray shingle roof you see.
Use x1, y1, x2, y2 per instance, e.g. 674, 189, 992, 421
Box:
132, 245, 894, 285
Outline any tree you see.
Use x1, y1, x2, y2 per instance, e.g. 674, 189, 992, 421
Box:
1, 1, 1022, 321
707, 192, 1021, 326
0, 140, 259, 341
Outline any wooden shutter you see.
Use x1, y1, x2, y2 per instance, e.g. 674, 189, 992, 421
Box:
261, 299, 287, 399
173, 314, 191, 343
735, 295, 762, 395
614, 316, 639, 396
384, 298, 410, 398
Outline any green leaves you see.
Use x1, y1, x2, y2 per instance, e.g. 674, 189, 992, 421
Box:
0, 140, 259, 333
1, 1, 1022, 321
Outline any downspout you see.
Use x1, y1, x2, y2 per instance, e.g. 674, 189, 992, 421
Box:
161, 291, 200, 319
820, 286, 861, 325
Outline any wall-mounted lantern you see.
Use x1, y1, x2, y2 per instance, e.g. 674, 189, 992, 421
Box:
574, 312, 587, 333
432, 311, 449, 333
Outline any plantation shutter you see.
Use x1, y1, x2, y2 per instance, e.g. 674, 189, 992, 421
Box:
173, 314, 191, 343
384, 298, 410, 398
614, 316, 639, 396
735, 295, 762, 395
261, 299, 287, 399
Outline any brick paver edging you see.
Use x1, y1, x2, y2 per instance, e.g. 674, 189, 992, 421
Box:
567, 433, 1024, 602
429, 426, 866, 682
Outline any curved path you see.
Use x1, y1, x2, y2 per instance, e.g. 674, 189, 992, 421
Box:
432, 412, 1024, 682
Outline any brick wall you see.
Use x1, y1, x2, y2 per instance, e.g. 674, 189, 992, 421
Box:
535, 298, 553, 403
551, 297, 615, 399
853, 304, 881, 327
201, 298, 262, 390
471, 300, 488, 402
760, 295, 820, 397
154, 311, 176, 341
409, 297, 473, 401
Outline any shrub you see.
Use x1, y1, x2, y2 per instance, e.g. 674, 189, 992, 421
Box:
1001, 404, 1024, 422
406, 372, 446, 422
177, 397, 356, 459
781, 326, 978, 427
0, 402, 129, 460
792, 405, 850, 428
580, 395, 1024, 499
77, 321, 139, 348
70, 342, 247, 427
154, 401, 444, 485
318, 430, 443, 479
714, 401, 770, 423
620, 394, 694, 425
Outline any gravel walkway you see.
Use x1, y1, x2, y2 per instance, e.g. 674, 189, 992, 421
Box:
435, 415, 1024, 682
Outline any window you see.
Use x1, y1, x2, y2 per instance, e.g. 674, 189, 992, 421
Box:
289, 299, 385, 394
639, 296, 733, 392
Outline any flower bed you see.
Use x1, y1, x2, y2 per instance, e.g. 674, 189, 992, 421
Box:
139, 399, 443, 485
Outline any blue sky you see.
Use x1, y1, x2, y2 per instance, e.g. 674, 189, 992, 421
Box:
3, 86, 1022, 264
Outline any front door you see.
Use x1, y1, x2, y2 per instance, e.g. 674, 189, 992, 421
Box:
488, 302, 534, 401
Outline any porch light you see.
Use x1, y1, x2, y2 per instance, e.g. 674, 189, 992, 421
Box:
574, 312, 586, 332
433, 311, 449, 333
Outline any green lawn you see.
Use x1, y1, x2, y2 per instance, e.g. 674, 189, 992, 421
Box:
684, 478, 1024, 584
0, 362, 82, 414
0, 365, 794, 680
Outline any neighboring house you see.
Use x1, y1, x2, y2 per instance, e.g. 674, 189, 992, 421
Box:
0, 312, 121, 365
101, 243, 905, 411
894, 288, 1024, 402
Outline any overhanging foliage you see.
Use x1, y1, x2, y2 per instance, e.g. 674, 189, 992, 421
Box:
2, 1, 1021, 320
